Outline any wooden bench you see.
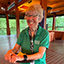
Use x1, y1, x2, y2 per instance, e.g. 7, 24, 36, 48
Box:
62, 34, 64, 40
49, 32, 55, 42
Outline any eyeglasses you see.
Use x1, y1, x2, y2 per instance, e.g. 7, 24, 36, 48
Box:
25, 14, 39, 17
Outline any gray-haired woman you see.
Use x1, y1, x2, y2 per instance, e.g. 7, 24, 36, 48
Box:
5, 4, 49, 64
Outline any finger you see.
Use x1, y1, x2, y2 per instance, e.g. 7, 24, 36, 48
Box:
4, 54, 9, 60
12, 56, 16, 63
5, 57, 8, 60
9, 54, 12, 62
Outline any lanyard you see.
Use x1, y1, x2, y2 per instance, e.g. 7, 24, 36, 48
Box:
29, 30, 36, 53
29, 27, 38, 53
29, 35, 35, 53
29, 28, 38, 64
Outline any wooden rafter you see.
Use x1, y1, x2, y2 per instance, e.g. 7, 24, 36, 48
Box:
47, 1, 64, 8
47, 0, 64, 5
47, 10, 64, 17
56, 11, 64, 15
8, 0, 30, 13
0, 11, 6, 14
48, 7, 64, 13
7, 0, 15, 7
0, 3, 6, 9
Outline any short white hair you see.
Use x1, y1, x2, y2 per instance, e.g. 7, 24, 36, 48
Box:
25, 4, 44, 18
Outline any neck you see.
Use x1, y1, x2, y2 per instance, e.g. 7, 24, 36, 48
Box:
29, 26, 38, 37
30, 25, 38, 32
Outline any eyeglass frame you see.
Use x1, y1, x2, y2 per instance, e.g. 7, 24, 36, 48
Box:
25, 14, 40, 17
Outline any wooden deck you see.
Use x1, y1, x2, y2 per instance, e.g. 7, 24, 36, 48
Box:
0, 35, 64, 64
46, 40, 64, 64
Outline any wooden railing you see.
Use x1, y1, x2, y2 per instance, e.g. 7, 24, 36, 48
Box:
48, 26, 64, 30
48, 30, 64, 40
0, 27, 27, 35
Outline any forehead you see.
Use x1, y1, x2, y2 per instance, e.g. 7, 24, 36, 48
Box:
26, 11, 38, 15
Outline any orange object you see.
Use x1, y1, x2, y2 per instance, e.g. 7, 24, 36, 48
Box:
17, 52, 26, 56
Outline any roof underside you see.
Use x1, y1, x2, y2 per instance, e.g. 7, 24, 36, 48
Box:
0, 0, 64, 17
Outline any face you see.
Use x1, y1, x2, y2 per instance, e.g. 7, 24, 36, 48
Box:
25, 11, 41, 28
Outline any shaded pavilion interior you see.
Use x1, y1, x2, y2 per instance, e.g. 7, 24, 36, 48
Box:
0, 0, 64, 64
0, 0, 64, 39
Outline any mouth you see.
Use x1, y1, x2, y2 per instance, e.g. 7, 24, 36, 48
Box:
27, 20, 35, 24
29, 22, 34, 24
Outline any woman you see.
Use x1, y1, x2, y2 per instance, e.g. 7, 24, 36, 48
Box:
5, 4, 49, 64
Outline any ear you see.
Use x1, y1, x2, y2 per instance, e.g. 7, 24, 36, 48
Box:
38, 17, 42, 23
24, 16, 26, 19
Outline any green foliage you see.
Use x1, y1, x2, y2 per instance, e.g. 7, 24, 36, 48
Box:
0, 29, 7, 35
20, 19, 28, 32
46, 17, 53, 30
0, 18, 7, 35
0, 18, 7, 28
46, 16, 64, 31
0, 16, 64, 35
46, 17, 53, 26
56, 16, 64, 26
9, 19, 16, 28
0, 18, 28, 35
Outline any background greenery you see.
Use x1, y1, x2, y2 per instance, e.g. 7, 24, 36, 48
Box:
0, 16, 64, 35
46, 16, 64, 30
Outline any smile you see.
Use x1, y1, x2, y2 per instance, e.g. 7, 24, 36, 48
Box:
29, 22, 34, 24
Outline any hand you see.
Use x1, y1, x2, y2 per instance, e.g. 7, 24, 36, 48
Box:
11, 55, 24, 63
4, 49, 15, 62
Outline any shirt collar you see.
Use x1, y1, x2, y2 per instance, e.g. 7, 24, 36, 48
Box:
26, 25, 42, 37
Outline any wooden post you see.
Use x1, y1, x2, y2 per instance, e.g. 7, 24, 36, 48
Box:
15, 0, 20, 38
52, 14, 56, 30
6, 8, 10, 35
44, 10, 47, 29
40, 0, 47, 29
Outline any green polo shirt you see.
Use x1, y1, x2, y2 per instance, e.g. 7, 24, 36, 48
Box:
16, 25, 49, 64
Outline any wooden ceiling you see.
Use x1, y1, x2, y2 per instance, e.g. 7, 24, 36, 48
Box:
0, 0, 64, 17
47, 0, 64, 17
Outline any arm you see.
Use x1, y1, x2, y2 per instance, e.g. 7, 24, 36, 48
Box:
11, 46, 46, 63
12, 43, 21, 53
27, 46, 46, 60
5, 43, 21, 61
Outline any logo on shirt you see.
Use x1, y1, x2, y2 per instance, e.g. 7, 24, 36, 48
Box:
35, 40, 40, 44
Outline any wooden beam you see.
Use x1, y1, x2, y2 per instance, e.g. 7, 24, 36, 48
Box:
48, 7, 64, 13
17, 0, 30, 7
52, 14, 56, 30
47, 0, 63, 5
47, 10, 64, 17
6, 12, 10, 35
47, 1, 64, 8
7, 0, 15, 8
0, 11, 6, 14
56, 10, 64, 15
8, 6, 15, 13
0, 3, 7, 8
40, 0, 47, 10
15, 0, 20, 38
8, 11, 16, 15
44, 10, 47, 29
8, 0, 30, 13
40, 0, 47, 29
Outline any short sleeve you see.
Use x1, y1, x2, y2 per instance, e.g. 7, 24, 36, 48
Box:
39, 32, 49, 49
16, 32, 23, 46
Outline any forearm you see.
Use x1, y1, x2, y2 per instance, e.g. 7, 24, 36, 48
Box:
15, 52, 43, 62
27, 47, 46, 60
12, 43, 21, 53
27, 52, 43, 60
11, 47, 46, 63
12, 48, 18, 53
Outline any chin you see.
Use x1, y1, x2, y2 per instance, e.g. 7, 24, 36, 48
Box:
28, 25, 34, 28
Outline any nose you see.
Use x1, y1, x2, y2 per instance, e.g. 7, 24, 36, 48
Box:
29, 16, 33, 20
